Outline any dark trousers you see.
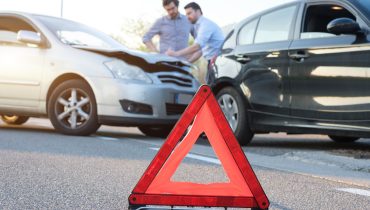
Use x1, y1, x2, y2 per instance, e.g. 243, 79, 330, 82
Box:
205, 60, 216, 85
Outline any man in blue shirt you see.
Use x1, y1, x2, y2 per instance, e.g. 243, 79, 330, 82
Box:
166, 2, 225, 83
166, 2, 224, 62
143, 0, 192, 59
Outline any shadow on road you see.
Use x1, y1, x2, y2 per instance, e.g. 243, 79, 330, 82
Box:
1, 124, 369, 159
0, 125, 157, 161
0, 124, 55, 134
195, 134, 370, 159
0, 124, 149, 140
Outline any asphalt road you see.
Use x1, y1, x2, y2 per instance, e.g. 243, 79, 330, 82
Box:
0, 119, 369, 209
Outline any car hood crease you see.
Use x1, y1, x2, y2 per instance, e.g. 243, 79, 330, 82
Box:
76, 46, 193, 75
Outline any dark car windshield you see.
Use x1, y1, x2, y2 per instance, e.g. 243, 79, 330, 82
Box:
35, 15, 126, 50
353, 0, 370, 20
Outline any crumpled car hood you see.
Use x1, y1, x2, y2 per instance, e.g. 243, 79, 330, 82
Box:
75, 46, 193, 75
121, 48, 188, 64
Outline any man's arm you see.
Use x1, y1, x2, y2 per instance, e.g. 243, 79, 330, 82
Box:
144, 41, 159, 53
166, 44, 201, 58
142, 18, 161, 53
188, 50, 202, 63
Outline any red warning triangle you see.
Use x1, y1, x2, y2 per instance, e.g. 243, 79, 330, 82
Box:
129, 85, 269, 209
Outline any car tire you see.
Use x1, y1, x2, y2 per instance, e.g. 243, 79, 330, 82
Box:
216, 87, 254, 146
328, 135, 360, 143
139, 125, 174, 138
0, 115, 29, 125
48, 79, 100, 136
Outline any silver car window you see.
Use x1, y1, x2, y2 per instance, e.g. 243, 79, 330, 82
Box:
0, 16, 36, 47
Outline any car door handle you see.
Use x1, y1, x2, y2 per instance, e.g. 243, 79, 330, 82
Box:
235, 54, 251, 63
289, 51, 309, 62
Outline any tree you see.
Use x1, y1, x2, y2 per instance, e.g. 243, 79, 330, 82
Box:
110, 18, 155, 51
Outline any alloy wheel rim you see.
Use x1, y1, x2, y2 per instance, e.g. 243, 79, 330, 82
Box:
54, 88, 92, 129
2, 115, 19, 122
3, 115, 18, 121
218, 94, 239, 131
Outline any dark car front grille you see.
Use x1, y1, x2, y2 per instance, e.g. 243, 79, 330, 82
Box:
166, 103, 188, 116
158, 75, 193, 87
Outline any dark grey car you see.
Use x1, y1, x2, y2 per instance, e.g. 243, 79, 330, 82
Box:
212, 0, 370, 145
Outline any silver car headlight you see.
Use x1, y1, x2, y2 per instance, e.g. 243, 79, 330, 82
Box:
104, 59, 152, 84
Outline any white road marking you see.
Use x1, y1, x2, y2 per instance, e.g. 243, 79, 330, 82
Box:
96, 136, 120, 141
150, 147, 221, 165
337, 188, 370, 197
150, 147, 370, 198
132, 139, 370, 188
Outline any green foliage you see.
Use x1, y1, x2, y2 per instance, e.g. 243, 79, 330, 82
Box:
110, 18, 153, 51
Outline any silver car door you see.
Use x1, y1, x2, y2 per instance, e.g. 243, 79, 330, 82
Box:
0, 16, 45, 109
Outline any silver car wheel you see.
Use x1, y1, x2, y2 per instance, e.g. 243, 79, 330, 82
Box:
0, 115, 29, 125
218, 94, 239, 131
55, 88, 92, 129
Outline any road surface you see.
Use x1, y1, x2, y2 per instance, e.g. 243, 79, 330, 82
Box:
0, 118, 369, 209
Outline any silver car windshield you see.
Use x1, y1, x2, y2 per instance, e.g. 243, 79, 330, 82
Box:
35, 15, 125, 50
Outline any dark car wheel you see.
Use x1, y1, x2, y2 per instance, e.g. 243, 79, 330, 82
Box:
216, 87, 254, 146
0, 115, 29, 125
139, 125, 174, 138
48, 79, 100, 136
329, 135, 360, 143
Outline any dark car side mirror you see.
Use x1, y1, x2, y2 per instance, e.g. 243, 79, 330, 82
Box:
327, 18, 361, 35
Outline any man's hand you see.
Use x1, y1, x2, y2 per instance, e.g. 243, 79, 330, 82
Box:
166, 48, 178, 57
167, 44, 201, 59
144, 41, 159, 53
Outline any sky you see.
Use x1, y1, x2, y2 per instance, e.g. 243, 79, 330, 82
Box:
0, 0, 295, 47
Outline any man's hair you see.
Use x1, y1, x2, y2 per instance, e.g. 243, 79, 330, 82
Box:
184, 2, 203, 14
163, 0, 179, 7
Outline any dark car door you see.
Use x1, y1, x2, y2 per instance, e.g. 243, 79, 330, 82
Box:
288, 2, 370, 125
233, 4, 298, 120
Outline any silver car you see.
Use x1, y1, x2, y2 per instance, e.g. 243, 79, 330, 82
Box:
0, 12, 200, 137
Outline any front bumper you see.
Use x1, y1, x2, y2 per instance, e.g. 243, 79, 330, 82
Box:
89, 77, 198, 126
98, 115, 178, 126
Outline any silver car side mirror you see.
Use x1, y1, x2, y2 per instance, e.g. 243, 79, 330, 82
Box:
17, 30, 42, 45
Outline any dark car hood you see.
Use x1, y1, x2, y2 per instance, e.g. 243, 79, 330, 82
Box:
75, 46, 193, 75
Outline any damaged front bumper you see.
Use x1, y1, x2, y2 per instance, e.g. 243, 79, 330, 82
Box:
91, 77, 197, 127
